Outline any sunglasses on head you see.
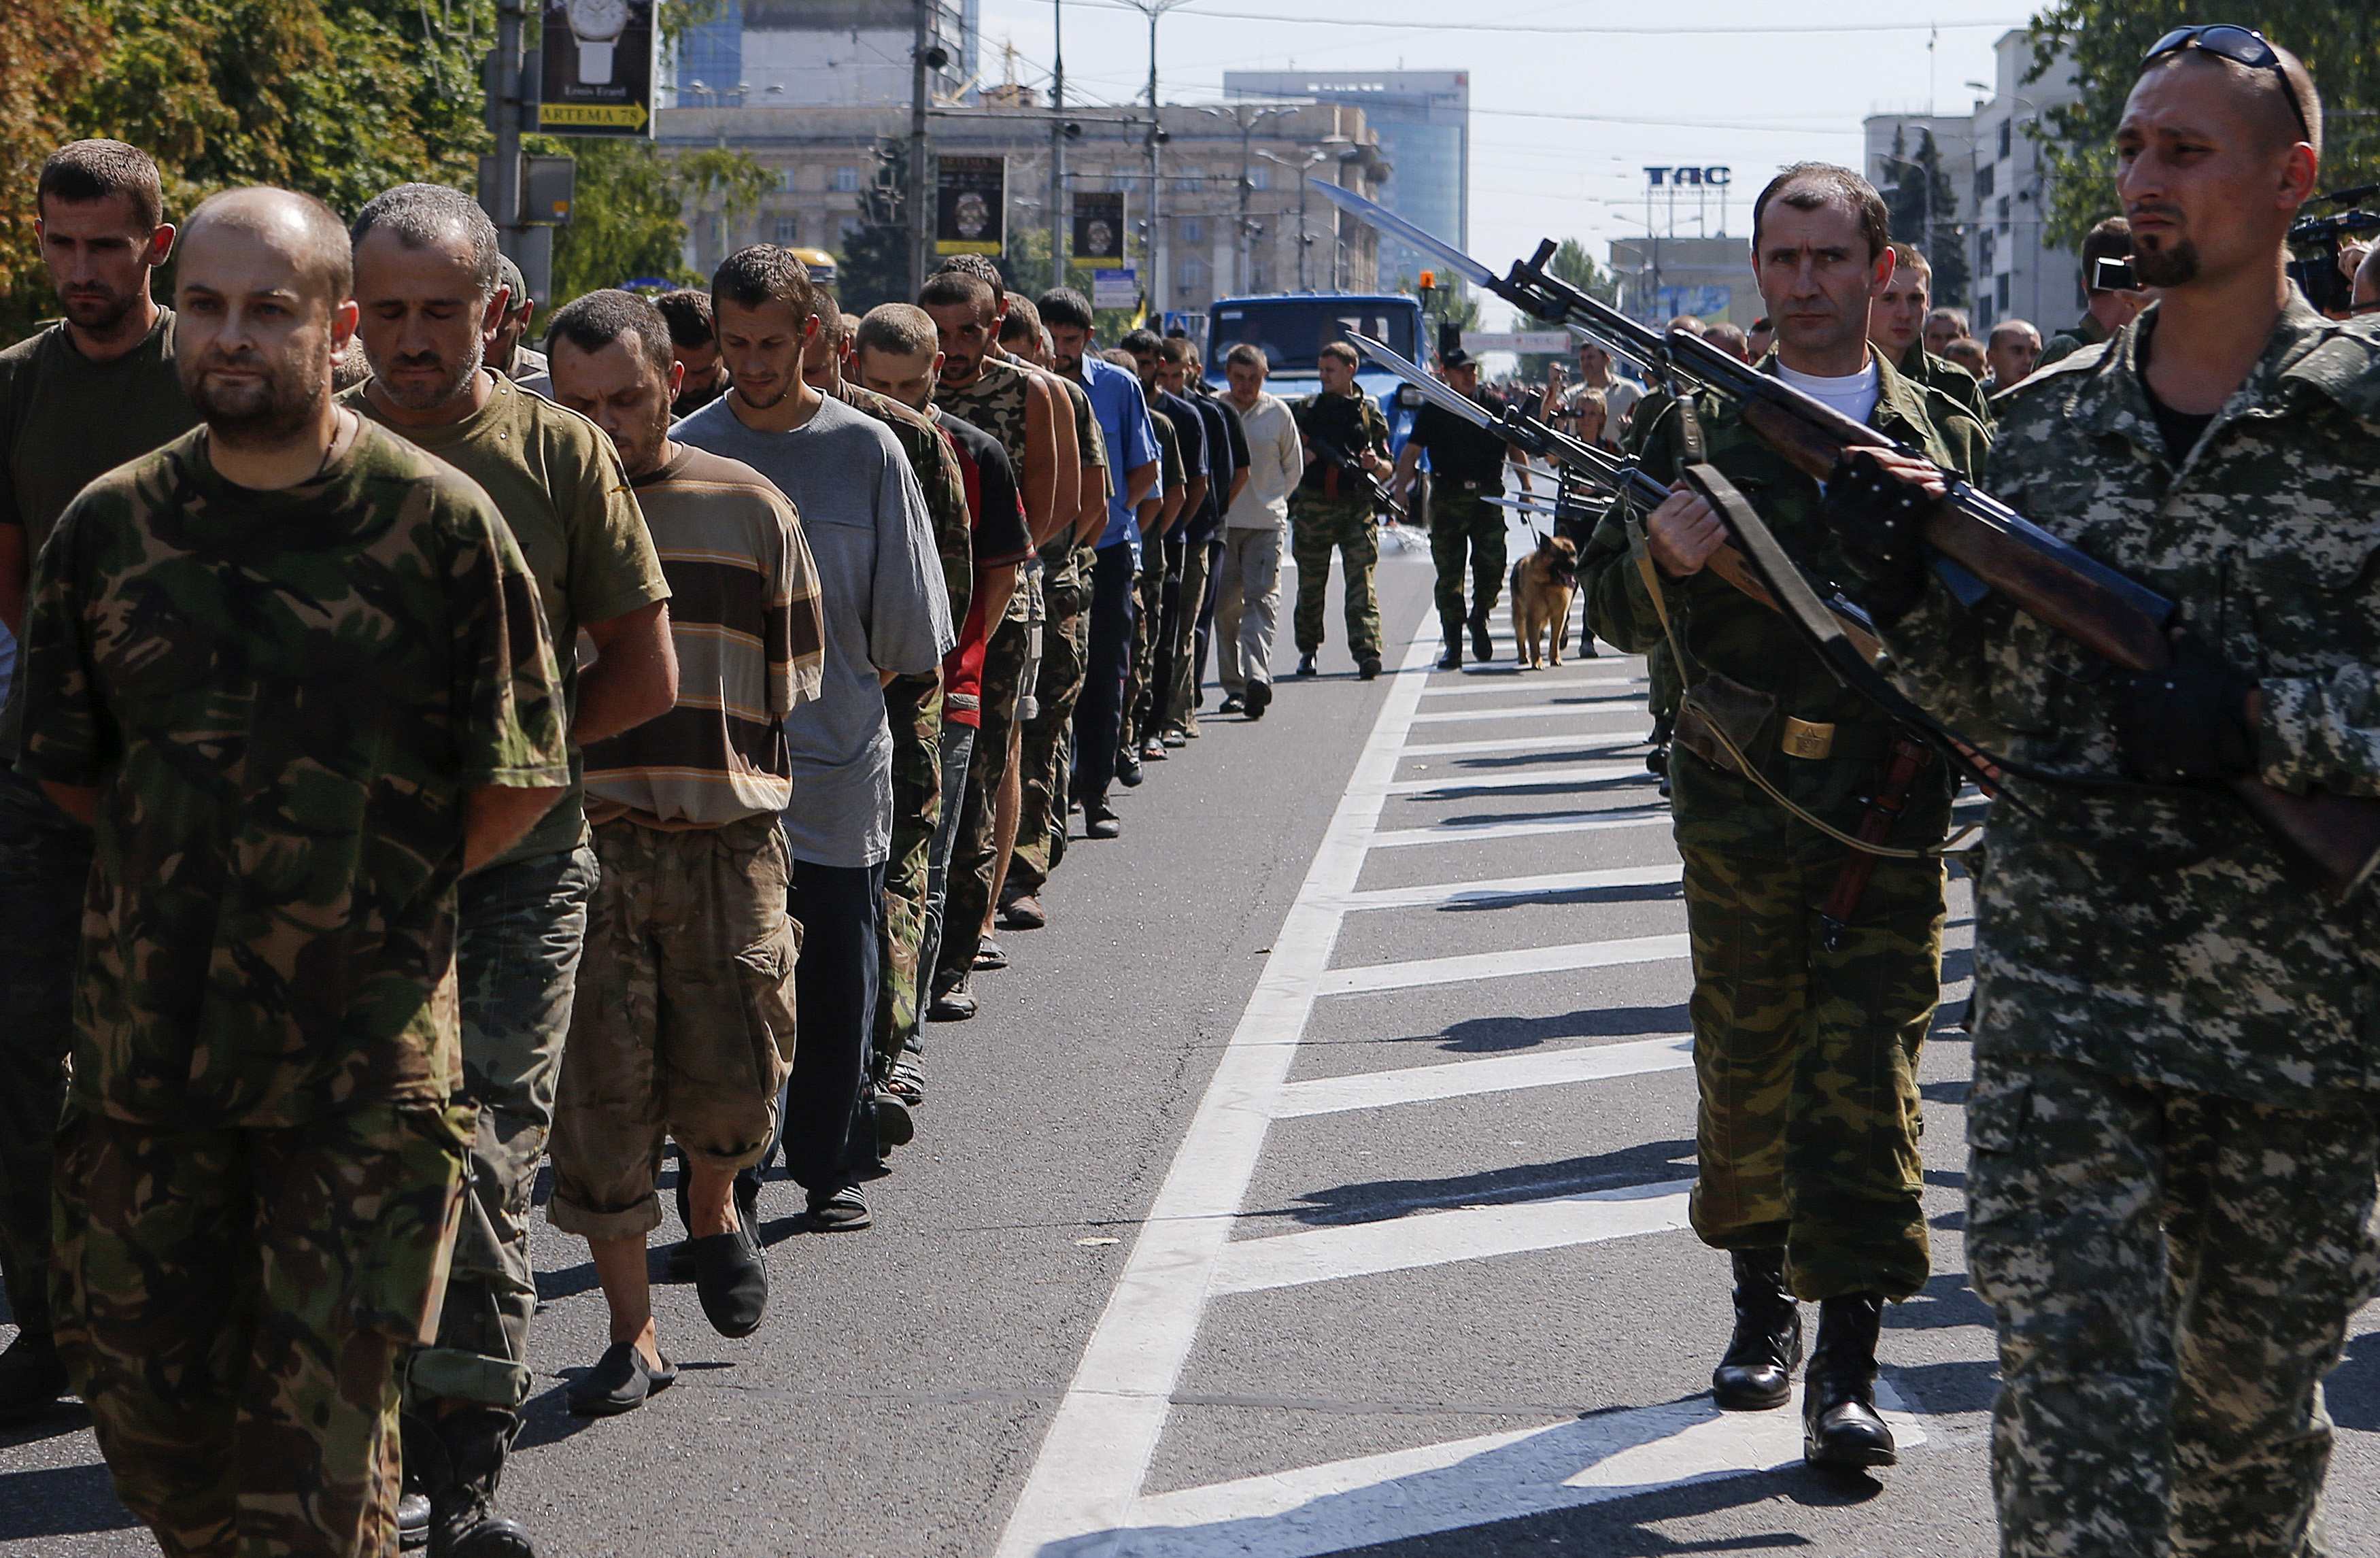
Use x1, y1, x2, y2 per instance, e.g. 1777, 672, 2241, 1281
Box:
2142, 25, 2313, 144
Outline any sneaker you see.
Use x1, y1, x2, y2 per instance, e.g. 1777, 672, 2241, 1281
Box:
808, 1185, 872, 1232
566, 1340, 677, 1416
1084, 807, 1121, 840
998, 894, 1047, 930
1294, 652, 1319, 677
1218, 693, 1245, 715
1357, 655, 1382, 681
928, 979, 978, 1021
872, 1087, 915, 1154
1117, 751, 1144, 787
1244, 680, 1272, 720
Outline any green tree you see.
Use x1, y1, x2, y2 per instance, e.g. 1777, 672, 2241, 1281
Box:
2028, 3, 2379, 252
1547, 237, 1620, 305
543, 139, 771, 307
0, 0, 112, 322
1878, 126, 1971, 308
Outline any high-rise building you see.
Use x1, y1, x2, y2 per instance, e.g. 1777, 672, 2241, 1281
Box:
671, 0, 970, 109
1222, 71, 1469, 290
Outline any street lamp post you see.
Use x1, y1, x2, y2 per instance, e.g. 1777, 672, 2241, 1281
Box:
1197, 103, 1293, 294
1258, 145, 1338, 292
1117, 0, 1191, 311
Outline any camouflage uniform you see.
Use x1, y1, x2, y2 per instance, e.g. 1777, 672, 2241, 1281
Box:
1010, 547, 1091, 897
1897, 340, 1997, 428
14, 422, 567, 1555
838, 382, 970, 1074
1289, 389, 1391, 662
1429, 490, 1506, 643
1877, 300, 2380, 1556
2035, 310, 2111, 370
1581, 355, 1984, 1302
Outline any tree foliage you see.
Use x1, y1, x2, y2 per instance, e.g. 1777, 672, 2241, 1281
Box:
546, 139, 772, 305
0, 0, 113, 309
2029, 2, 2380, 252
1547, 237, 1620, 305
1877, 127, 1970, 308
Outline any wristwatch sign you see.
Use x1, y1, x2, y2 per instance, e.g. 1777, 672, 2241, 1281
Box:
540, 0, 656, 135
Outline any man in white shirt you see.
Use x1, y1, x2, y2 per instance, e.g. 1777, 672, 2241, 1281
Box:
1212, 344, 1302, 719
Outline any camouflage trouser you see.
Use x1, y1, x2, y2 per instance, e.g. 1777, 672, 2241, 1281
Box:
408, 843, 596, 1412
1121, 558, 1163, 751
1429, 490, 1506, 640
1649, 641, 1682, 724
0, 781, 90, 1340
1676, 837, 1941, 1301
1290, 499, 1381, 660
937, 603, 1034, 986
549, 815, 796, 1241
1967, 1050, 2380, 1558
874, 673, 942, 1064
1010, 551, 1089, 900
1166, 535, 1216, 734
53, 1101, 468, 1558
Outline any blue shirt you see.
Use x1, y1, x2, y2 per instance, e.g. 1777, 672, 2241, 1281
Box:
1079, 354, 1161, 556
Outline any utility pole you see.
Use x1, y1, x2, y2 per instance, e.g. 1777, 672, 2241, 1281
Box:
1119, 0, 1188, 316
1048, 0, 1066, 290
483, 0, 526, 290
909, 0, 935, 297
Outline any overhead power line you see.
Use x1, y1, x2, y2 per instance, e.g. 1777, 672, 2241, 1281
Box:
1074, 3, 2025, 36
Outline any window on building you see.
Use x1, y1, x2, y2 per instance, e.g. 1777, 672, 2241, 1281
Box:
1248, 167, 1270, 192
1997, 194, 2011, 228
776, 167, 796, 194
832, 167, 860, 193
1998, 119, 2013, 159
1975, 163, 1996, 202
774, 216, 800, 246
1183, 216, 1205, 244
1996, 272, 2011, 311
1180, 255, 1207, 293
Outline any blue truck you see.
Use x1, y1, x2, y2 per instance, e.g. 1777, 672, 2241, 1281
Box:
1202, 292, 1429, 454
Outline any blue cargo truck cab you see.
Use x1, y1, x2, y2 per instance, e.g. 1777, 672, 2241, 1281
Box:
1202, 293, 1427, 454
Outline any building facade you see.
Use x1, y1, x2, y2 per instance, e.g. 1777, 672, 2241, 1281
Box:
671, 0, 972, 109
1862, 31, 2084, 339
653, 99, 1390, 310
1608, 235, 1761, 330
1221, 71, 1469, 288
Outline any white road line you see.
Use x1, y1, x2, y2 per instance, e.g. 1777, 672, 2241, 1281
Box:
1384, 760, 1656, 796
1318, 933, 1688, 996
1418, 673, 1646, 697
1272, 1035, 1695, 1117
1335, 863, 1680, 912
1209, 1179, 1695, 1295
1409, 700, 1650, 725
991, 632, 1441, 1558
1115, 1385, 1927, 1556
1369, 810, 1673, 849
1401, 730, 1652, 758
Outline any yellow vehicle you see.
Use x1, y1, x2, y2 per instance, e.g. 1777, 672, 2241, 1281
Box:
788, 247, 838, 287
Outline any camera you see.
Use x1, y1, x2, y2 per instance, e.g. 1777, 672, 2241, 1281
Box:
2090, 256, 2139, 294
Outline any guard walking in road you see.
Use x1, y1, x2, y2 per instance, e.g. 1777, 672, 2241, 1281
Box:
1393, 346, 1527, 668
1841, 37, 2380, 1555
1289, 341, 1392, 681
1582, 162, 1985, 1472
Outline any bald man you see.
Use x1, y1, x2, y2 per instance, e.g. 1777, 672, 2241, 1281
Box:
1839, 35, 2380, 1555
14, 186, 568, 1557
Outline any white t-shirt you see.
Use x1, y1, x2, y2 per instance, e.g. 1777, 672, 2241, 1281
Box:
1774, 359, 1881, 426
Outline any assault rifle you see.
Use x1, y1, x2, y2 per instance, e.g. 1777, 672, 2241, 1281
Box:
1317, 181, 2380, 895
1304, 430, 1407, 522
1348, 332, 1887, 664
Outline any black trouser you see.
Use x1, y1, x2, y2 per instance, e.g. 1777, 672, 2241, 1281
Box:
1071, 541, 1138, 812
0, 779, 91, 1342
751, 854, 885, 1198
1190, 535, 1224, 696
1144, 530, 1189, 741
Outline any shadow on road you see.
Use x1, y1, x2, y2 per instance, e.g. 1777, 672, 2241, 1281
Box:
0, 1459, 140, 1542
1440, 1004, 1689, 1054
1254, 1140, 1697, 1228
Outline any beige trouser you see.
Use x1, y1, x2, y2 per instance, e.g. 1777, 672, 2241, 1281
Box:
1213, 523, 1282, 694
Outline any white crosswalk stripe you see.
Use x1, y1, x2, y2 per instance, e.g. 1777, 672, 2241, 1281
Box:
997, 618, 1954, 1558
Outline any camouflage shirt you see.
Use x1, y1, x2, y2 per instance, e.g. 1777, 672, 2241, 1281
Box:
839, 379, 972, 632
1896, 340, 1996, 428
2037, 309, 2111, 370
1582, 353, 1985, 860
14, 420, 570, 1128
1880, 297, 2380, 1106
1291, 389, 1389, 505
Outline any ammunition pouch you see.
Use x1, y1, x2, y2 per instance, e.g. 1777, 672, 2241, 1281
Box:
1674, 671, 1778, 777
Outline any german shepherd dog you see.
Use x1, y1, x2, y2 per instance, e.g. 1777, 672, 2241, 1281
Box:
1510, 534, 1580, 668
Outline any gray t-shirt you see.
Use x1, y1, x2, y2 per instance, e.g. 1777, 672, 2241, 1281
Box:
673, 392, 953, 866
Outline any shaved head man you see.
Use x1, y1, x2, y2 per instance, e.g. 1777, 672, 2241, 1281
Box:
1984, 318, 2041, 390
15, 184, 569, 1556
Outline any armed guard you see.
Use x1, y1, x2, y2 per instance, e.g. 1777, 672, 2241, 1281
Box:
1841, 37, 2380, 1555
1395, 346, 1527, 668
1580, 163, 1986, 1472
1289, 340, 1392, 680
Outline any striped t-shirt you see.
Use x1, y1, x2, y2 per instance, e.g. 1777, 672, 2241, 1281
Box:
581, 444, 826, 828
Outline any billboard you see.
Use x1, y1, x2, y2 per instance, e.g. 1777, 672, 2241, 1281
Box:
539, 0, 657, 135
1072, 191, 1125, 269
936, 156, 1007, 256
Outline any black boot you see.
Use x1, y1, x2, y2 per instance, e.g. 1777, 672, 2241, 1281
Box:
1803, 1292, 1897, 1470
405, 1407, 538, 1557
1710, 1248, 1800, 1411
1467, 611, 1493, 662
1438, 617, 1463, 671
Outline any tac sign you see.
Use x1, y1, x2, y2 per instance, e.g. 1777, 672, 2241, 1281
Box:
1642, 167, 1732, 188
